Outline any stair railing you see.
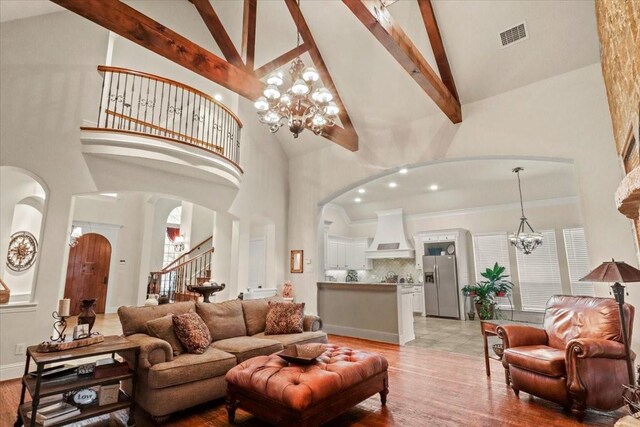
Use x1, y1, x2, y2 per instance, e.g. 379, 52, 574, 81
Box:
148, 247, 214, 302
162, 235, 213, 272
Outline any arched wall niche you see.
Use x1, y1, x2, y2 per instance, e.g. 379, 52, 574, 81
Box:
0, 166, 49, 302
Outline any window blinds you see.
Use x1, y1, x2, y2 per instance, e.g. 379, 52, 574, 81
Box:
472, 233, 512, 309
516, 229, 563, 311
563, 227, 595, 296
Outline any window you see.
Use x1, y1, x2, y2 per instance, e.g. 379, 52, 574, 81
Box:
563, 227, 595, 296
163, 206, 182, 268
516, 229, 563, 312
472, 233, 512, 309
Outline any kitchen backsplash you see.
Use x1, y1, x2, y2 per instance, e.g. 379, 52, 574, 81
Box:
325, 258, 420, 283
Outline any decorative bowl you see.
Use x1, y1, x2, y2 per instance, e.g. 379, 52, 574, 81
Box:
492, 343, 504, 359
277, 344, 326, 365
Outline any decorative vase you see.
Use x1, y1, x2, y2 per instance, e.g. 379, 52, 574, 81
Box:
282, 281, 294, 299
78, 299, 97, 333
475, 302, 496, 320
467, 311, 476, 321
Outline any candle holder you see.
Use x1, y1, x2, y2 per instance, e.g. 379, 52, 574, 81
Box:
50, 311, 69, 342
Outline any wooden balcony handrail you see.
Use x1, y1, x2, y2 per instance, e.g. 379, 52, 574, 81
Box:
98, 65, 243, 128
162, 236, 213, 271
104, 110, 224, 154
151, 247, 215, 275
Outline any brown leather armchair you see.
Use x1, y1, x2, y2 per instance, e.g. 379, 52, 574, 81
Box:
497, 295, 634, 420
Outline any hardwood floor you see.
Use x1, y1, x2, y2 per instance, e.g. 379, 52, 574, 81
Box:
0, 316, 625, 427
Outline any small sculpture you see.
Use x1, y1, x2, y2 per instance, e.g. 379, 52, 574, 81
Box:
282, 281, 294, 300
78, 299, 97, 333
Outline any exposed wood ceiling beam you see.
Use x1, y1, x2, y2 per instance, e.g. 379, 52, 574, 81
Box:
241, 0, 257, 71
51, 0, 262, 100
192, 0, 244, 68
254, 43, 311, 78
51, 0, 359, 152
417, 0, 459, 102
283, 0, 358, 150
343, 0, 462, 123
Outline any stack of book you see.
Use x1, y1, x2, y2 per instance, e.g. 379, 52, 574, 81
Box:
27, 397, 80, 426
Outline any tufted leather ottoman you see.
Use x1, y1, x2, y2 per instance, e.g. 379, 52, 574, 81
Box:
225, 344, 389, 427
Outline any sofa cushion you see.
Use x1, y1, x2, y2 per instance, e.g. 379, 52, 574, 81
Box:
252, 331, 328, 347
197, 300, 247, 341
173, 312, 212, 354
146, 314, 185, 356
148, 346, 236, 389
241, 296, 283, 336
504, 345, 566, 377
212, 336, 282, 363
265, 301, 305, 335
118, 301, 195, 336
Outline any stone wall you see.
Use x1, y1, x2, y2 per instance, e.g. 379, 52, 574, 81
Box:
595, 0, 640, 155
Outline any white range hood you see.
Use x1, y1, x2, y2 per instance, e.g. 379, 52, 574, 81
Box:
366, 209, 415, 259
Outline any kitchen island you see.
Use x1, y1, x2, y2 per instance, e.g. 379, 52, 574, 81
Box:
317, 282, 415, 345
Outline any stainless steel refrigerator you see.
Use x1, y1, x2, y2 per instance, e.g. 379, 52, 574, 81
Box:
423, 255, 459, 318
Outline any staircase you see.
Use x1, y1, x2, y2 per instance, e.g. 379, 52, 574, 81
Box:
148, 236, 214, 302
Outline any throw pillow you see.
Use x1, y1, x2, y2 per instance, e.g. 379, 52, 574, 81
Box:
146, 314, 185, 356
172, 312, 212, 354
264, 301, 305, 335
241, 296, 284, 336
196, 300, 247, 341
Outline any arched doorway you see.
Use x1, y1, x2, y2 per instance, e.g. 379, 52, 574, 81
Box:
63, 233, 112, 315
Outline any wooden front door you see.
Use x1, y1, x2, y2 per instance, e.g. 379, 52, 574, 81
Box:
64, 233, 111, 315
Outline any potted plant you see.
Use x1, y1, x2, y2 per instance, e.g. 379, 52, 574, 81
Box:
462, 263, 514, 320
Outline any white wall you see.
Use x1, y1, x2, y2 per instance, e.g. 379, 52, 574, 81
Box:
71, 193, 147, 312
289, 64, 637, 348
0, 8, 289, 378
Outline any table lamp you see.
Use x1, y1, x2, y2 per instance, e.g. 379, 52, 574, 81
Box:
580, 259, 640, 385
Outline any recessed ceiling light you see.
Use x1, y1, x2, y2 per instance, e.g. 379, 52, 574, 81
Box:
358, 188, 366, 194
354, 197, 362, 203
399, 168, 408, 174
101, 193, 118, 198
214, 94, 223, 101
429, 184, 439, 191
388, 182, 397, 188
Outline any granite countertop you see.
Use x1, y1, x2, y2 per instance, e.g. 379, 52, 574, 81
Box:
317, 281, 418, 287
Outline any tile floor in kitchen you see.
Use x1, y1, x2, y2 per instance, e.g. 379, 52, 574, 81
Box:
407, 315, 496, 358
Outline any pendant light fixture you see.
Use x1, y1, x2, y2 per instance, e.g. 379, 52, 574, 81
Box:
508, 167, 543, 254
253, 0, 338, 138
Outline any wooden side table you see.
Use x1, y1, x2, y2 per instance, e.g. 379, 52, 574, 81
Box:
480, 320, 511, 385
14, 335, 139, 427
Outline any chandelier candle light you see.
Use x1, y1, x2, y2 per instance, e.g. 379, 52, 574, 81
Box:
254, 12, 339, 139
508, 167, 543, 254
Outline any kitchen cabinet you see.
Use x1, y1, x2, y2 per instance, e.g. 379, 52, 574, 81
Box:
412, 286, 424, 313
325, 236, 372, 270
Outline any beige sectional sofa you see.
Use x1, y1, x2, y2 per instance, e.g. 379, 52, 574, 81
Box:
117, 297, 327, 421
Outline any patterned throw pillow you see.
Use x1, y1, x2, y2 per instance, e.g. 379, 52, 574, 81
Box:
172, 312, 211, 354
146, 314, 185, 356
264, 301, 305, 335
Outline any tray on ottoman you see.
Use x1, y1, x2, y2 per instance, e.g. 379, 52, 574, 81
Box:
225, 344, 389, 427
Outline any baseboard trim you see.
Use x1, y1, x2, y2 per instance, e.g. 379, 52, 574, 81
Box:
323, 324, 400, 344
0, 362, 24, 381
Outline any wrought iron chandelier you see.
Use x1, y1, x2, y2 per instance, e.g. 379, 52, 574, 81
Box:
508, 167, 543, 254
254, 6, 338, 138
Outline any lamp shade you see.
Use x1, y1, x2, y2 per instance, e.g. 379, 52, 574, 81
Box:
580, 259, 640, 283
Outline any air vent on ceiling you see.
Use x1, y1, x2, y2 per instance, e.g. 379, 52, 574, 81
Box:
499, 22, 528, 48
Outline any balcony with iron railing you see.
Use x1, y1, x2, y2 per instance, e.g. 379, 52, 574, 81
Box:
80, 66, 244, 187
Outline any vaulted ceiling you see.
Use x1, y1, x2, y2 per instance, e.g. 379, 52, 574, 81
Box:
1, 0, 600, 158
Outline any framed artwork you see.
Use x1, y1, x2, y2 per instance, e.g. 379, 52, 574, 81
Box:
290, 250, 303, 273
